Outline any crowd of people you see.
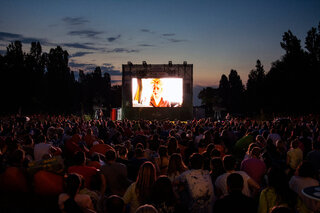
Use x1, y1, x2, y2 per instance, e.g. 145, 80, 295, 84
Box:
0, 114, 320, 213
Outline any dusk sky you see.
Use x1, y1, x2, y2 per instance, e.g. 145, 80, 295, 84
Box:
0, 0, 319, 90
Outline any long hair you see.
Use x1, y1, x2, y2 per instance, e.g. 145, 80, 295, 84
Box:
135, 162, 156, 203
167, 137, 178, 156
167, 153, 187, 176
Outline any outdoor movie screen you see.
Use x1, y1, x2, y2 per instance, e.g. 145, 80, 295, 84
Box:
132, 78, 183, 107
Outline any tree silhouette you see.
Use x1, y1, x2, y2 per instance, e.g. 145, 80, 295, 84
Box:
198, 87, 221, 116
218, 74, 230, 110
4, 41, 25, 113
24, 42, 46, 111
246, 60, 266, 112
228, 69, 245, 113
305, 23, 320, 112
1, 22, 320, 116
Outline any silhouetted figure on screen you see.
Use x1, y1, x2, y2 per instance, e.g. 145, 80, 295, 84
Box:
149, 79, 170, 107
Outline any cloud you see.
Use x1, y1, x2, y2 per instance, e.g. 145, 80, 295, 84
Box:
62, 17, 89, 26
69, 61, 121, 77
162, 33, 175, 36
107, 35, 121, 42
140, 29, 151, 33
69, 61, 93, 69
63, 42, 102, 50
138, 44, 154, 47
68, 30, 103, 38
167, 38, 187, 43
0, 32, 21, 40
0, 31, 50, 45
140, 29, 155, 34
100, 64, 122, 76
107, 48, 139, 53
70, 51, 94, 58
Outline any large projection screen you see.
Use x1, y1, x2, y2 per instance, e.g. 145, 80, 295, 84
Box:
132, 78, 183, 107
122, 63, 193, 120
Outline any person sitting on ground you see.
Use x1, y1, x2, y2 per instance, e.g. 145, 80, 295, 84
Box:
101, 149, 130, 196
213, 173, 257, 213
210, 157, 225, 197
116, 145, 129, 167
127, 148, 148, 182
58, 173, 95, 213
68, 151, 106, 194
135, 204, 158, 213
202, 143, 215, 171
289, 161, 320, 212
167, 137, 180, 156
167, 153, 188, 182
243, 143, 259, 161
123, 162, 157, 213
258, 167, 296, 213
89, 140, 114, 156
286, 139, 303, 176
84, 128, 97, 148
150, 176, 177, 213
176, 153, 214, 212
34, 134, 61, 161
215, 155, 260, 198
306, 140, 320, 175
156, 145, 169, 175
103, 195, 125, 213
240, 147, 266, 185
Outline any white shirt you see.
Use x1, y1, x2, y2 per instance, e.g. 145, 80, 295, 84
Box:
215, 171, 252, 197
178, 169, 214, 212
58, 193, 94, 211
267, 133, 281, 145
34, 143, 52, 161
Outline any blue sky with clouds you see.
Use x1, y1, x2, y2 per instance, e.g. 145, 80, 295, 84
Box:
0, 0, 319, 93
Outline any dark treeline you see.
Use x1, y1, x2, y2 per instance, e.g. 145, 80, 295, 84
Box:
0, 42, 121, 115
199, 23, 320, 116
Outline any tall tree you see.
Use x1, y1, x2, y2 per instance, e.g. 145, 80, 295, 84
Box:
5, 41, 26, 112
218, 74, 230, 110
24, 42, 46, 111
246, 60, 266, 112
46, 46, 74, 113
305, 23, 320, 111
228, 69, 245, 113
